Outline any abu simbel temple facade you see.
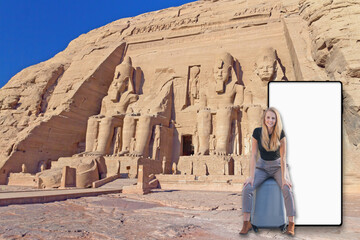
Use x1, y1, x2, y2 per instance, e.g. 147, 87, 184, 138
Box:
0, 0, 359, 192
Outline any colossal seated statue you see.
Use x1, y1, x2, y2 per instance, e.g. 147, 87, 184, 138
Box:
118, 80, 174, 157
34, 56, 140, 188
83, 56, 138, 156
241, 47, 286, 155
197, 52, 244, 156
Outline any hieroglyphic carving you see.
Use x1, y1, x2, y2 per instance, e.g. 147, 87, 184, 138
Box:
130, 16, 199, 35
233, 4, 281, 17
127, 32, 206, 52
232, 13, 270, 21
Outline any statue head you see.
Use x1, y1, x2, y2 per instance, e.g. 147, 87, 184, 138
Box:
108, 56, 134, 102
213, 52, 233, 93
254, 47, 277, 82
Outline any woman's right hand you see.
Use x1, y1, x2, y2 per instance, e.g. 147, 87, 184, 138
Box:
243, 176, 254, 187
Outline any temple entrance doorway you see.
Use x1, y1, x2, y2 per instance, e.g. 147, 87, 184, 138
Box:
182, 135, 193, 156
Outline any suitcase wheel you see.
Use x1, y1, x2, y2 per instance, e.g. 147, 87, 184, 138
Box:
280, 224, 287, 233
252, 224, 259, 233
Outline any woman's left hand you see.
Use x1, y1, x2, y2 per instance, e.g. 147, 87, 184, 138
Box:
282, 178, 292, 189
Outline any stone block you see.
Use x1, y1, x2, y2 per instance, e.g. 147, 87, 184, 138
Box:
123, 164, 151, 195
60, 166, 76, 188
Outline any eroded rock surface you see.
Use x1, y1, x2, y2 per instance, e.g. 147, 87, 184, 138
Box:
0, 191, 359, 239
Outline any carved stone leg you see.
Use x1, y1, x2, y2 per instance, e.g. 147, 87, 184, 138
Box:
96, 116, 116, 155
85, 116, 100, 152
216, 107, 232, 155
133, 115, 152, 157
197, 109, 211, 155
119, 115, 136, 156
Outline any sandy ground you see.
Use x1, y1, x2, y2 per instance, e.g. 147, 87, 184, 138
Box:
0, 186, 359, 239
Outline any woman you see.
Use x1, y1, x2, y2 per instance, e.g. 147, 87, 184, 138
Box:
240, 107, 296, 236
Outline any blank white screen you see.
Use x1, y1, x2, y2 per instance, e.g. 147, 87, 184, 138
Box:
269, 82, 342, 225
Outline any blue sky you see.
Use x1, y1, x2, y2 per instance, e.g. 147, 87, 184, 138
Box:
0, 0, 194, 88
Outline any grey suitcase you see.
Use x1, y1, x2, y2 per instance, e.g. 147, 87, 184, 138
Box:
251, 177, 287, 232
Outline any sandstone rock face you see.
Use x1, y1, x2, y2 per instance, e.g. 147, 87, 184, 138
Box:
0, 0, 358, 188
296, 0, 360, 183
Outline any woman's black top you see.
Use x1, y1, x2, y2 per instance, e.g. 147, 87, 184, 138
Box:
252, 127, 285, 161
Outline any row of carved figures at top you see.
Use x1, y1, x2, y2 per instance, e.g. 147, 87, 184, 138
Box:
80, 47, 286, 158
131, 16, 199, 35
129, 4, 281, 36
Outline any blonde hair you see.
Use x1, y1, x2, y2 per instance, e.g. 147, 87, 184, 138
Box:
261, 107, 283, 151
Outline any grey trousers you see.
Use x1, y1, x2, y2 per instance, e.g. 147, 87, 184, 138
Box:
242, 158, 296, 217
